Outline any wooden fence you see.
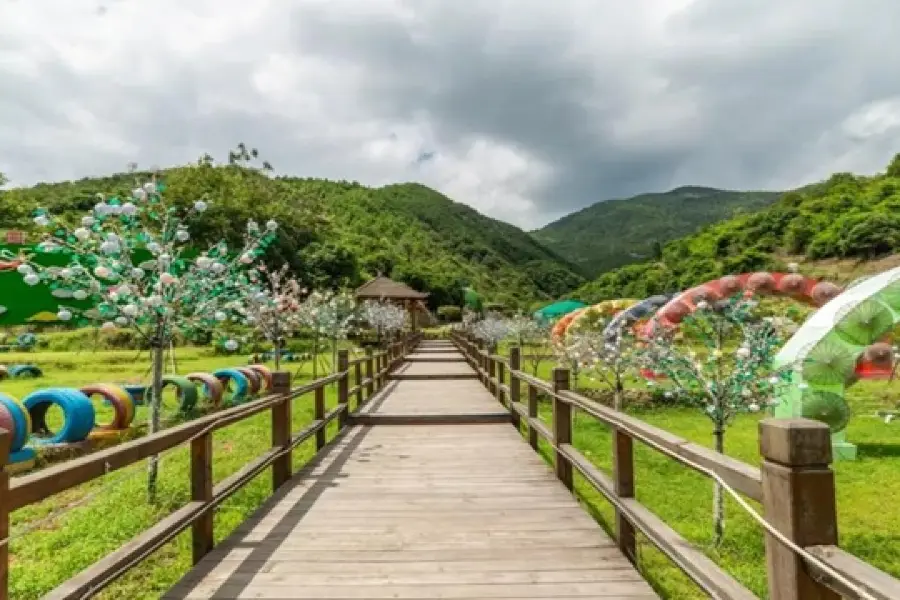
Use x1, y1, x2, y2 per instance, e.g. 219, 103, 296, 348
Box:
453, 332, 899, 600
0, 333, 421, 600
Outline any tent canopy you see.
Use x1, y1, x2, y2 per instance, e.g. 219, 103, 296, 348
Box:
533, 300, 587, 321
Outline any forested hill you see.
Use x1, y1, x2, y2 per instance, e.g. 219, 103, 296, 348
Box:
573, 154, 900, 303
531, 186, 782, 276
0, 162, 583, 310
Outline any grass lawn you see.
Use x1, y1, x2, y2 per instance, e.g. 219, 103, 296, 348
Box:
1, 345, 351, 599
509, 348, 900, 599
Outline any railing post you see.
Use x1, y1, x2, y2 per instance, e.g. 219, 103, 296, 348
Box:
0, 429, 10, 599
496, 359, 505, 406
271, 371, 292, 491
509, 347, 521, 427
760, 418, 840, 600
528, 384, 539, 450
613, 427, 636, 564
354, 359, 363, 409
487, 354, 497, 396
191, 427, 213, 565
552, 367, 573, 491
365, 347, 374, 399
337, 350, 349, 429
315, 385, 326, 451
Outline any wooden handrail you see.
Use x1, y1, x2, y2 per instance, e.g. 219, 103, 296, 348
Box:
0, 332, 422, 600
451, 332, 900, 600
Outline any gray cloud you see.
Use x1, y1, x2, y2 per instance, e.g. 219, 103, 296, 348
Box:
2, 0, 900, 229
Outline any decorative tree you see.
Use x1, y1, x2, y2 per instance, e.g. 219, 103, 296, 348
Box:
469, 316, 509, 353
635, 295, 793, 544
505, 314, 552, 375
240, 264, 305, 370
7, 176, 276, 499
359, 299, 407, 345
567, 320, 636, 410
298, 290, 356, 378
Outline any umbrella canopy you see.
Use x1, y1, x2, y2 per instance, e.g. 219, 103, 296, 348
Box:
533, 300, 587, 321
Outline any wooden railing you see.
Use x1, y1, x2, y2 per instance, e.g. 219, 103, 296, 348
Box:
0, 333, 422, 600
453, 332, 899, 600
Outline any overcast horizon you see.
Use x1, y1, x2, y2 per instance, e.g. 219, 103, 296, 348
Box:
3, 0, 900, 229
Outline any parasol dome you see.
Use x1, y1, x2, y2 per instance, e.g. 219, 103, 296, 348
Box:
533, 300, 587, 322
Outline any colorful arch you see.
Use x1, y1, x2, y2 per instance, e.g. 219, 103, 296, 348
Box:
774, 266, 900, 460
602, 294, 672, 342
551, 299, 637, 340
642, 272, 842, 338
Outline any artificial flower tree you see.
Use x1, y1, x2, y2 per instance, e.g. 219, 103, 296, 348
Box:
635, 295, 793, 544
359, 299, 407, 345
567, 320, 636, 410
505, 314, 552, 376
469, 316, 510, 353
7, 177, 276, 498
240, 264, 305, 370
298, 290, 356, 378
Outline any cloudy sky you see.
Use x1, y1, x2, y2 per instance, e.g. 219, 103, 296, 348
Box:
2, 0, 899, 229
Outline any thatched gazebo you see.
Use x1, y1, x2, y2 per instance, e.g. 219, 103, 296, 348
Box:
354, 275, 430, 331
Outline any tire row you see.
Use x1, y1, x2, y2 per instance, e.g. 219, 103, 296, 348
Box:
0, 364, 273, 471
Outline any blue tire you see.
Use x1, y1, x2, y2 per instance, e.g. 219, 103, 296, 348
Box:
213, 369, 250, 406
9, 447, 36, 464
8, 364, 42, 378
0, 393, 29, 451
24, 388, 96, 444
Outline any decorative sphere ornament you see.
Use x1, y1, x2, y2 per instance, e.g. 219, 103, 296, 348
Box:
214, 311, 227, 322
266, 219, 278, 231
193, 200, 208, 212
239, 253, 253, 264
23, 273, 39, 286
143, 182, 156, 193
121, 202, 136, 216
33, 214, 50, 227
224, 339, 239, 351
74, 227, 90, 241
101, 321, 116, 330
147, 242, 162, 255
121, 304, 138, 317
100, 241, 119, 255
131, 267, 145, 279
115, 316, 129, 326
736, 347, 751, 359
81, 216, 95, 227
16, 264, 32, 275
211, 262, 226, 274
196, 256, 212, 269
94, 266, 111, 278
160, 273, 177, 285
73, 290, 88, 300
60, 268, 73, 279
175, 229, 190, 242
57, 309, 72, 321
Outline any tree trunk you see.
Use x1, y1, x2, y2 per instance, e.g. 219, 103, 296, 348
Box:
274, 338, 282, 371
147, 330, 166, 502
713, 428, 725, 545
613, 376, 624, 411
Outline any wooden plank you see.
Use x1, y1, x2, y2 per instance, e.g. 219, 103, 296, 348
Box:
349, 413, 511, 426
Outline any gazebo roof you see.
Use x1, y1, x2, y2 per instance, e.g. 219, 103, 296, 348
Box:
355, 275, 429, 300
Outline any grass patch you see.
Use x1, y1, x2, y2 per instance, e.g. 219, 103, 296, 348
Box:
2, 346, 351, 599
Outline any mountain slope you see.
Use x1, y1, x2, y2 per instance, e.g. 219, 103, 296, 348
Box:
532, 186, 783, 276
0, 164, 583, 310
573, 154, 900, 303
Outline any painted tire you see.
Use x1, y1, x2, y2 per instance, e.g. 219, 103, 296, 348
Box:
80, 384, 135, 430
248, 364, 273, 392
236, 368, 262, 396
24, 388, 96, 444
161, 376, 200, 414
8, 364, 42, 378
213, 369, 250, 406
122, 384, 147, 405
185, 372, 225, 409
0, 393, 30, 452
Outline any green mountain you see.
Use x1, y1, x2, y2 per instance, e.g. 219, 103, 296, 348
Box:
573, 154, 900, 303
0, 161, 583, 310
532, 186, 783, 276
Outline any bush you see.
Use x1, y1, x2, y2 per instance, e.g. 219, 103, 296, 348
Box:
436, 305, 462, 322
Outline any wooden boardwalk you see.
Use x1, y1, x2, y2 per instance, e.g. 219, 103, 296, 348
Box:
166, 340, 659, 599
